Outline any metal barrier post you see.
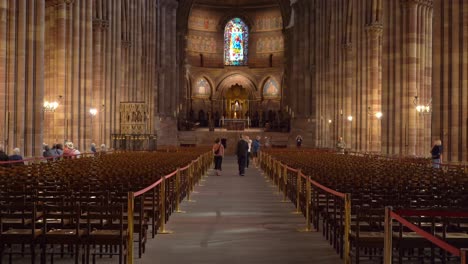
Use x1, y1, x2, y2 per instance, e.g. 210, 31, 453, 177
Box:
299, 175, 312, 232
271, 160, 277, 187
159, 176, 172, 234
383, 206, 393, 264
187, 163, 196, 202
265, 156, 271, 182
282, 166, 288, 203
127, 192, 135, 264
277, 162, 282, 194
259, 151, 262, 167
461, 249, 467, 264
344, 193, 352, 264
175, 169, 185, 213
293, 169, 302, 214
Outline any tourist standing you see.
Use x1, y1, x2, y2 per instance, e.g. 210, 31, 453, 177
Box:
431, 139, 443, 168
296, 135, 303, 148
336, 137, 346, 154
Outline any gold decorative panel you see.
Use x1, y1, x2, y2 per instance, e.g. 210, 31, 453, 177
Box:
120, 102, 148, 135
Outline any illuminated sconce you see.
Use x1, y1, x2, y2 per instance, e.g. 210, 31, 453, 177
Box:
367, 107, 383, 119
89, 108, 98, 116
43, 101, 59, 112
413, 96, 431, 114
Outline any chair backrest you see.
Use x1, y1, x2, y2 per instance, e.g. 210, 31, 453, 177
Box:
0, 201, 37, 234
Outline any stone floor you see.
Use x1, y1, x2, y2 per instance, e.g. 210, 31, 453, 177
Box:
136, 156, 341, 264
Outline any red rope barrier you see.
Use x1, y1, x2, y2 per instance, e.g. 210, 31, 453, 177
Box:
179, 164, 191, 171
165, 170, 178, 180
286, 165, 299, 173
309, 179, 346, 198
134, 178, 163, 197
390, 211, 461, 257
275, 158, 345, 198
133, 152, 209, 197
0, 151, 115, 165
300, 172, 307, 179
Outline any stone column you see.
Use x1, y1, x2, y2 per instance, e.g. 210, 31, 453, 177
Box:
155, 0, 179, 146
365, 23, 383, 152
343, 43, 353, 150
93, 15, 103, 144
0, 0, 6, 146
403, 0, 418, 155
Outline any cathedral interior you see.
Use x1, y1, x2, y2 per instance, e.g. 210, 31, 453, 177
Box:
1, 1, 468, 264
0, 0, 466, 162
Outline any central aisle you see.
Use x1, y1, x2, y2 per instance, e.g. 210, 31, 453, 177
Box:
138, 156, 341, 264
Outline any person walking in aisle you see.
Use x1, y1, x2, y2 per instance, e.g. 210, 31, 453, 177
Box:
212, 138, 224, 176
236, 134, 249, 176
252, 136, 261, 167
246, 136, 252, 168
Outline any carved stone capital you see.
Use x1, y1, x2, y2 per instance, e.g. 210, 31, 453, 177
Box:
365, 23, 383, 38
401, 0, 419, 9
46, 0, 74, 8
121, 40, 132, 48
92, 19, 102, 31
101, 20, 110, 30
342, 42, 353, 52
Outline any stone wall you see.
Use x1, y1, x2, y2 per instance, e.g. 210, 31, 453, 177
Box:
0, 0, 179, 156
186, 6, 284, 68
287, 0, 437, 158
432, 0, 468, 162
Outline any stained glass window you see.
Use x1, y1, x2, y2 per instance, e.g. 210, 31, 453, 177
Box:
224, 18, 249, 66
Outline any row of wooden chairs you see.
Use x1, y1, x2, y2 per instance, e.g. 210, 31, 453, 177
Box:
261, 149, 468, 264
0, 148, 210, 263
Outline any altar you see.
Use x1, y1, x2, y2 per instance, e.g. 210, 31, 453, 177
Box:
222, 119, 248, 131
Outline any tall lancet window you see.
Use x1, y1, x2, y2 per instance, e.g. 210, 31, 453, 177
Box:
224, 18, 249, 66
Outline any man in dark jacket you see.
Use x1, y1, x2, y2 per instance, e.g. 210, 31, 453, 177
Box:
236, 135, 249, 176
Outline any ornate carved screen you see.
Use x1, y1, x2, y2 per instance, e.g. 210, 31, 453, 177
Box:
114, 102, 156, 151
120, 102, 148, 134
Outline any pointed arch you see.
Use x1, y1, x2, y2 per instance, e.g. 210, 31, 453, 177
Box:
224, 18, 249, 66
193, 77, 212, 98
262, 77, 280, 99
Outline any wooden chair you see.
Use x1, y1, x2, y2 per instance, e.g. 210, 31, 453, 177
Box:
0, 202, 42, 264
41, 203, 86, 264
86, 203, 127, 264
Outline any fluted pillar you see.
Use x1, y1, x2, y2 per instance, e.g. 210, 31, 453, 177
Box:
433, 0, 467, 162
343, 43, 353, 150
155, 0, 179, 146
365, 23, 383, 152
403, 0, 418, 155
0, 0, 6, 147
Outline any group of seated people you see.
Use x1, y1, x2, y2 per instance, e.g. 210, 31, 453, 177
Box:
0, 142, 109, 167
0, 145, 25, 167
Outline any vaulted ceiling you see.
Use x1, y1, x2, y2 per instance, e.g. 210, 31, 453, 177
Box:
193, 0, 279, 8
177, 0, 291, 31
